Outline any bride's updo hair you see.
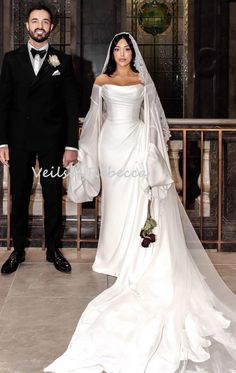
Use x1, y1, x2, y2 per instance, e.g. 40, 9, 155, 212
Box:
103, 33, 139, 76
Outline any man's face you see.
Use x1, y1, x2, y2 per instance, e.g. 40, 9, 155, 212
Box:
26, 9, 53, 43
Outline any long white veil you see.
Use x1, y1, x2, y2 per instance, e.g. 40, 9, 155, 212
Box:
64, 32, 236, 373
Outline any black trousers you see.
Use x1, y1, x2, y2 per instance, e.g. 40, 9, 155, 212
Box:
9, 147, 64, 253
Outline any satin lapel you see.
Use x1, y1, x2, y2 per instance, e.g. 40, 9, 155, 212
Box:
18, 45, 35, 82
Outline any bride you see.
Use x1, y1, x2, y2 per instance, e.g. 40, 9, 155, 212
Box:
44, 32, 236, 373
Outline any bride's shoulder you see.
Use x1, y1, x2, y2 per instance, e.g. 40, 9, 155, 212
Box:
95, 74, 110, 87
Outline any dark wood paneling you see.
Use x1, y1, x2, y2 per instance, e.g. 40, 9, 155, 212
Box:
194, 0, 229, 117
75, 0, 123, 116
0, 0, 3, 64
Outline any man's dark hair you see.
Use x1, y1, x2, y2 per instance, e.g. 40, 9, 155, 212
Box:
26, 2, 54, 23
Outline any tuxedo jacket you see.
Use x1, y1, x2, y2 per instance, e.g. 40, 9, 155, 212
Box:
0, 45, 79, 151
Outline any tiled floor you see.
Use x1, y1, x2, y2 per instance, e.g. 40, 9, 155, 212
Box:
0, 248, 236, 373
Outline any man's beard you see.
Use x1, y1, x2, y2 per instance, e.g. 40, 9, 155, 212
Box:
28, 28, 51, 43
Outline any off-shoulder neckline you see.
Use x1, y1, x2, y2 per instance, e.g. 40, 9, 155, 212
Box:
94, 83, 144, 88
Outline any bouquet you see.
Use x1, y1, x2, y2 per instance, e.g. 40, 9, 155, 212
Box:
140, 198, 157, 247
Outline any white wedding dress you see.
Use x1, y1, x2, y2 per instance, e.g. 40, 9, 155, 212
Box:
92, 84, 160, 277
44, 84, 236, 373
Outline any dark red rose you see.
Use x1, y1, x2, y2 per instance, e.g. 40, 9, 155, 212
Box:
141, 237, 151, 247
148, 233, 155, 242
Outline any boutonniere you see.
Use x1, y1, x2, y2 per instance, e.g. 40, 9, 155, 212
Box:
48, 55, 60, 68
140, 198, 157, 247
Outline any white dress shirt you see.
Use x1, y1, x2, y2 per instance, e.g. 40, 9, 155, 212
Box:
28, 41, 48, 75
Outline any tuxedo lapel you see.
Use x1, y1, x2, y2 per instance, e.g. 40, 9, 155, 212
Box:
18, 45, 36, 82
29, 46, 57, 92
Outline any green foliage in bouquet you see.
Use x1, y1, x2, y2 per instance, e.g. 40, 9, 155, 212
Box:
142, 217, 157, 236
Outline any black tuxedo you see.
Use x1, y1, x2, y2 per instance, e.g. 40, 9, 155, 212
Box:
0, 44, 79, 252
0, 45, 78, 150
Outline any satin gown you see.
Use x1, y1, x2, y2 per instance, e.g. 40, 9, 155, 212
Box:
92, 84, 149, 277
44, 85, 236, 373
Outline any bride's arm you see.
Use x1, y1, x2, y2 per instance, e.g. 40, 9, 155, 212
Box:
67, 84, 103, 203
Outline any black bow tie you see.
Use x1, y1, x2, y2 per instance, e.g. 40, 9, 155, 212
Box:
31, 48, 47, 59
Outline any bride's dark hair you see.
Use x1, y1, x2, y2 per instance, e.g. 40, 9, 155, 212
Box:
103, 33, 139, 76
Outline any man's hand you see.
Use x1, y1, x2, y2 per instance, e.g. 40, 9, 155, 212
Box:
0, 146, 9, 166
62, 149, 78, 168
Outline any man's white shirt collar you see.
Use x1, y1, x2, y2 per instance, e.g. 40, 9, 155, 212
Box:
27, 42, 49, 52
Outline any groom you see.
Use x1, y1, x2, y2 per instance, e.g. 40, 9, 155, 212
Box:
0, 2, 79, 274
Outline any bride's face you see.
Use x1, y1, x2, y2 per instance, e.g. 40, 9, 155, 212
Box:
113, 38, 133, 68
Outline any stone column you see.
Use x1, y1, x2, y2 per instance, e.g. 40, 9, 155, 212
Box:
195, 140, 211, 217
168, 140, 183, 195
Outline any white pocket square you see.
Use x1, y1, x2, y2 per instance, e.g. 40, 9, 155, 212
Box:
52, 70, 61, 76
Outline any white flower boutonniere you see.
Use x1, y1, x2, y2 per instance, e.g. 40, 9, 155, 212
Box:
48, 55, 60, 68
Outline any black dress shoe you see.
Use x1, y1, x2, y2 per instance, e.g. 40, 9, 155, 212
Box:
1, 250, 25, 275
46, 249, 71, 273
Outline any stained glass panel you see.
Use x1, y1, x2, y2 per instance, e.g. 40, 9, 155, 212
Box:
126, 0, 184, 117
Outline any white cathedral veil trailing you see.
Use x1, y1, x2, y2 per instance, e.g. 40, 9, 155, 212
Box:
45, 33, 236, 373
